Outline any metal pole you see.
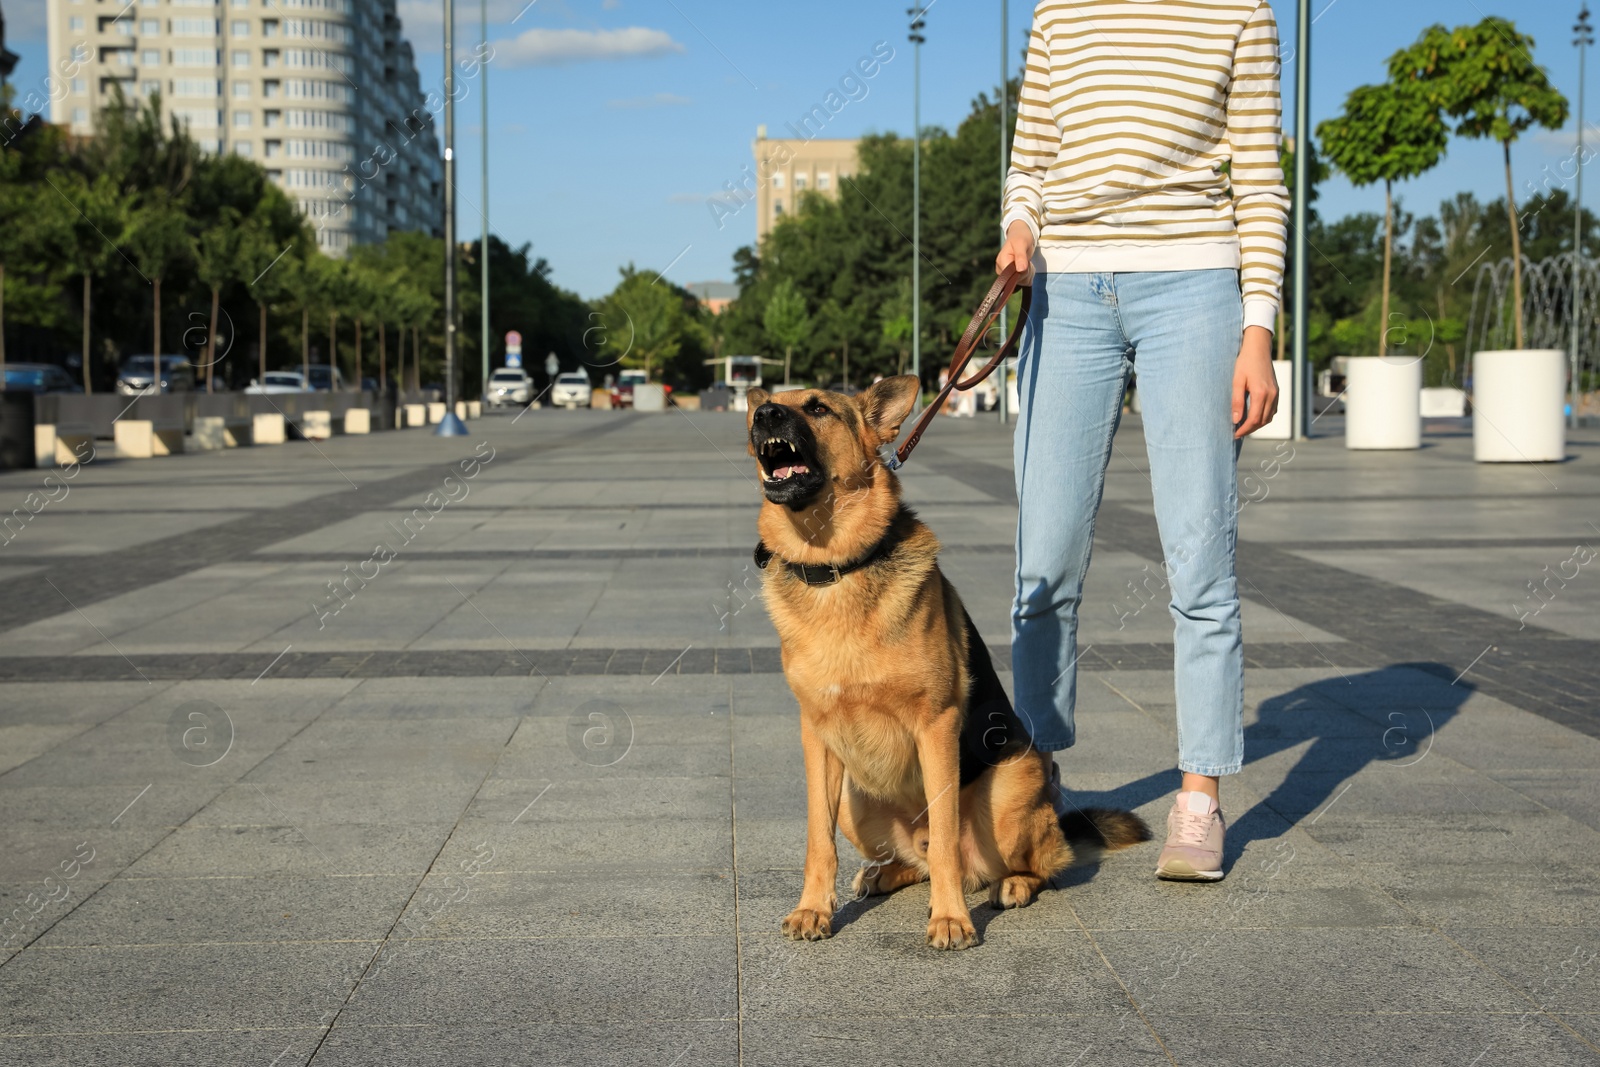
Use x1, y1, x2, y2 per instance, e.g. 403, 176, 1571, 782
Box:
910, 7, 925, 404
480, 0, 490, 404
1291, 0, 1311, 439
998, 0, 1010, 424
436, 0, 466, 434
1575, 5, 1592, 430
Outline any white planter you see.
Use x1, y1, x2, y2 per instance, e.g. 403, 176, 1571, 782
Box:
1420, 387, 1466, 418
1472, 349, 1566, 463
1255, 360, 1295, 440
632, 383, 666, 411
1345, 356, 1421, 450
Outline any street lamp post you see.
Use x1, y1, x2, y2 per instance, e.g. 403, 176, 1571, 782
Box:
480, 0, 490, 406
1575, 4, 1592, 431
909, 6, 926, 406
436, 0, 468, 435
1291, 0, 1312, 439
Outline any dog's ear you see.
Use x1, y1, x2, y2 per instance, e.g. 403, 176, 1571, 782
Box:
858, 376, 920, 444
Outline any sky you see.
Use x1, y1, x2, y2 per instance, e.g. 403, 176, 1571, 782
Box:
5, 0, 1599, 301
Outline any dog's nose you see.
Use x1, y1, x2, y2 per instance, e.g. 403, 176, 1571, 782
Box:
752, 403, 787, 426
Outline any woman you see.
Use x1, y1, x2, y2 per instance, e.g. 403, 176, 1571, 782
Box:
995, 0, 1289, 881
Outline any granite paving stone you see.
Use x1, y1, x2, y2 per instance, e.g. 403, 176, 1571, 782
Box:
0, 410, 1597, 1064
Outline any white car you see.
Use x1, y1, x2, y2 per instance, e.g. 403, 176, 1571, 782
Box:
245, 371, 312, 394
551, 372, 591, 409
486, 367, 533, 407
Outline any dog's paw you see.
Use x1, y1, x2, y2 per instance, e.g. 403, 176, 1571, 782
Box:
988, 875, 1038, 910
925, 913, 978, 950
781, 907, 833, 941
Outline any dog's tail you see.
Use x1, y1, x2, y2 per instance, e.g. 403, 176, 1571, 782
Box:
1059, 807, 1152, 851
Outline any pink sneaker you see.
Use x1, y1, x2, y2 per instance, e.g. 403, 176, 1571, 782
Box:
1156, 791, 1226, 882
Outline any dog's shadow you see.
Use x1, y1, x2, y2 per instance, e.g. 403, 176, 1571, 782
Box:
1051, 663, 1470, 876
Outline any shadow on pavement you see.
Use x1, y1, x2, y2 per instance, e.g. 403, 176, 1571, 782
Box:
1055, 663, 1472, 876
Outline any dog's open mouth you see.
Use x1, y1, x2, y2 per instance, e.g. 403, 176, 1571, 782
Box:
757, 436, 812, 484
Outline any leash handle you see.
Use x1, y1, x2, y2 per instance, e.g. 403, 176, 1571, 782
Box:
891, 264, 1032, 469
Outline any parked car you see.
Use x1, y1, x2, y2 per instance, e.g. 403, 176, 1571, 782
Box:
304, 364, 346, 391
3, 363, 82, 394
551, 372, 591, 409
614, 368, 649, 408
245, 371, 311, 394
117, 355, 194, 395
486, 367, 533, 407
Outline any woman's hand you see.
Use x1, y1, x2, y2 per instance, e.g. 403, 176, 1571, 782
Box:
1231, 326, 1278, 438
996, 220, 1036, 283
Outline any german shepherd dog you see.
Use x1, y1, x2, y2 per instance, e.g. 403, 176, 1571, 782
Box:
747, 376, 1150, 950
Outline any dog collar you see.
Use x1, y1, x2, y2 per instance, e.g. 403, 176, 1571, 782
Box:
753, 526, 904, 587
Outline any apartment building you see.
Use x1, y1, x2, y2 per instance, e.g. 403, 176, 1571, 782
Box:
45, 0, 443, 255
752, 126, 859, 244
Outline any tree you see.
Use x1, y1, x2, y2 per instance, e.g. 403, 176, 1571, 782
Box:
57, 174, 127, 393
817, 297, 868, 389
193, 209, 244, 392
241, 225, 294, 383
1390, 18, 1570, 348
763, 278, 810, 386
591, 266, 705, 382
1318, 81, 1448, 355
124, 197, 194, 363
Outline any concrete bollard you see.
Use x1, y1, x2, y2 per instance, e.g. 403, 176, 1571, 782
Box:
466, 400, 481, 419
114, 420, 156, 459
404, 403, 426, 427
427, 402, 446, 424
193, 416, 228, 451
34, 426, 58, 468
344, 408, 371, 435
253, 412, 286, 444
301, 410, 333, 440
454, 400, 467, 420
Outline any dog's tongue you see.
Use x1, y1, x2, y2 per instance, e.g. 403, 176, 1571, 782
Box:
772, 464, 809, 480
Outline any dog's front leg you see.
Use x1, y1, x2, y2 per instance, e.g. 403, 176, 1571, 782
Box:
782, 711, 844, 941
918, 714, 978, 949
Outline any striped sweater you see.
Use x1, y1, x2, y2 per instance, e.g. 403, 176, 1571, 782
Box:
1003, 0, 1291, 332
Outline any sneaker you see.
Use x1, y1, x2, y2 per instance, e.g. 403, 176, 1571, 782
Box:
1155, 790, 1226, 882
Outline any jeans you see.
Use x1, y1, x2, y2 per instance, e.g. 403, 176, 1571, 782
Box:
1011, 269, 1245, 777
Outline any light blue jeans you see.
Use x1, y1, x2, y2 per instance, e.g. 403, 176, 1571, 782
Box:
1012, 269, 1244, 777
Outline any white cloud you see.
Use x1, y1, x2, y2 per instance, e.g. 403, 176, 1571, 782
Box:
608, 92, 692, 109
494, 26, 684, 67
394, 0, 567, 44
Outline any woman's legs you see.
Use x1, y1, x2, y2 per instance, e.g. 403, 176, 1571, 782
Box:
1116, 269, 1246, 783
1011, 272, 1131, 753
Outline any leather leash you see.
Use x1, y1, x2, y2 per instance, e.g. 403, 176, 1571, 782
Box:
886, 263, 1032, 471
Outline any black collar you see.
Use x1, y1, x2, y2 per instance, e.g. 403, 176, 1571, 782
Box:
754, 523, 906, 587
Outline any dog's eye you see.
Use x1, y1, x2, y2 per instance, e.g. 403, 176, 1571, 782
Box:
804, 399, 830, 417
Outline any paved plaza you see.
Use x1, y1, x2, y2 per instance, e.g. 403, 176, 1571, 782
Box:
1, 407, 1599, 1066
